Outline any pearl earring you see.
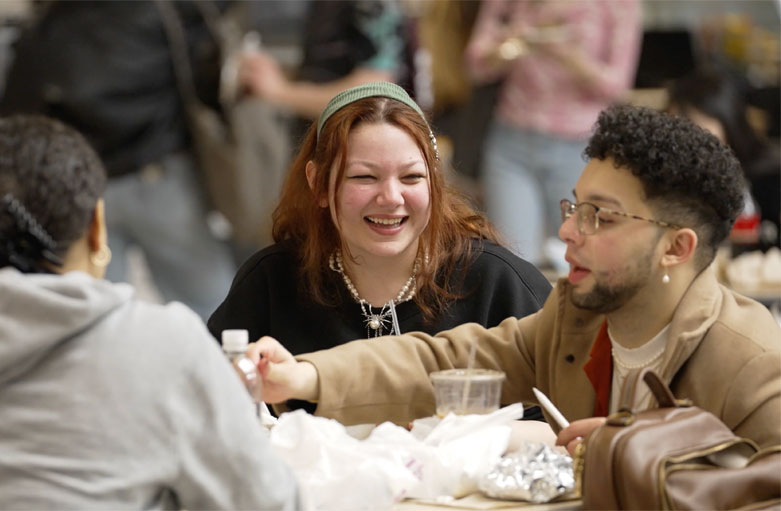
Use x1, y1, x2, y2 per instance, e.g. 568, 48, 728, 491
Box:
662, 272, 670, 284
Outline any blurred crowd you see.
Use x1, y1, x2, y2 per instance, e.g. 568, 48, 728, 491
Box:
0, 0, 778, 313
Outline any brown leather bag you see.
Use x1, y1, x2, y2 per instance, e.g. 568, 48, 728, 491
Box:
578, 368, 781, 510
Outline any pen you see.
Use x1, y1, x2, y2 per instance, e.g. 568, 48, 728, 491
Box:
533, 387, 570, 429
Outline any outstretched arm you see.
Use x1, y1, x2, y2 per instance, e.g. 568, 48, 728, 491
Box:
240, 52, 393, 119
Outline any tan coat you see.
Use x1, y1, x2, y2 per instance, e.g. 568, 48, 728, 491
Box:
298, 266, 781, 448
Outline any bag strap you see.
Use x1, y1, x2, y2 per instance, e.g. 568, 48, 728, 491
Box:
618, 368, 678, 412
155, 0, 201, 108
191, 1, 225, 43
157, 0, 245, 110
642, 370, 679, 408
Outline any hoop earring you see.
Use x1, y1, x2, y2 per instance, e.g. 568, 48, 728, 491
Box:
662, 271, 670, 284
90, 245, 112, 268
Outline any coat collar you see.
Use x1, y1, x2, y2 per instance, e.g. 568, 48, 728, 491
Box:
551, 264, 722, 419
660, 264, 722, 382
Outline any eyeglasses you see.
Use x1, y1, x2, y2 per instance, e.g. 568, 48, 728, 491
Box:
560, 199, 681, 235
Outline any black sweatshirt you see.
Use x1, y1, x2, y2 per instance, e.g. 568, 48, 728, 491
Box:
208, 240, 551, 354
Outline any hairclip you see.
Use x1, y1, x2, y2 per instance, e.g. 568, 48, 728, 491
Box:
0, 193, 63, 272
317, 81, 440, 161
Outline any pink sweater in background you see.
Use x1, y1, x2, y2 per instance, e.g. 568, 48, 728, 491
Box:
466, 0, 642, 139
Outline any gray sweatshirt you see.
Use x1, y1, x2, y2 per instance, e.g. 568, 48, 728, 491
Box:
0, 268, 300, 510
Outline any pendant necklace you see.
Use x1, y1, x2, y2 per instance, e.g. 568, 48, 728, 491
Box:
329, 249, 419, 338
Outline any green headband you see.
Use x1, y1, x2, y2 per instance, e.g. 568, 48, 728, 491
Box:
316, 81, 439, 160
318, 81, 426, 136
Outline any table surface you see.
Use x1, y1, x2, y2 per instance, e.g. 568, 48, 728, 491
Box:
395, 493, 581, 511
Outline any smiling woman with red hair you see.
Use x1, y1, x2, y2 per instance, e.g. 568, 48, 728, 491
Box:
208, 83, 551, 402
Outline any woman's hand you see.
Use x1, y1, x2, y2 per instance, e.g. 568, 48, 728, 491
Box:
555, 417, 606, 456
246, 336, 319, 403
239, 52, 288, 101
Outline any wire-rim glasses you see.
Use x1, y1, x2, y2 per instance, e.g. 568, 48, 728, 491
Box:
560, 199, 682, 235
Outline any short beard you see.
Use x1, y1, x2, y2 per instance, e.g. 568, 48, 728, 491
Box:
570, 249, 655, 314
571, 279, 645, 313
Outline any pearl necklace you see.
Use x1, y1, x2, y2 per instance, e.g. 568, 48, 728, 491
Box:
329, 249, 419, 337
611, 345, 665, 370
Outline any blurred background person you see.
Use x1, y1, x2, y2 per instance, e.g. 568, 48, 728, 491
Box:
0, 0, 236, 320
239, 0, 409, 144
403, 0, 494, 203
666, 62, 780, 251
0, 115, 299, 510
465, 0, 642, 272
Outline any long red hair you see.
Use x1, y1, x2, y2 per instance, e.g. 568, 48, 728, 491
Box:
272, 96, 502, 321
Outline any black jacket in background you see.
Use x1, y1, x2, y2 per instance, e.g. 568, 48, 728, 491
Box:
0, 1, 220, 178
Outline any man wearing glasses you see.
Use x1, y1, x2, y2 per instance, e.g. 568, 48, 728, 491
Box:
251, 104, 781, 451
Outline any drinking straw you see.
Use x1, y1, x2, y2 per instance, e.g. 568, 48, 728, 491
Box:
459, 339, 478, 413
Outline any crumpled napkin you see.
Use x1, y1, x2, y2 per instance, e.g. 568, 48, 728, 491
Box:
269, 404, 526, 510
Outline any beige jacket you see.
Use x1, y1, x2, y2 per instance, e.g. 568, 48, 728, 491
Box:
299, 266, 781, 448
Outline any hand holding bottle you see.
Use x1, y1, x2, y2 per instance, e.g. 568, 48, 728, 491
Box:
246, 336, 319, 404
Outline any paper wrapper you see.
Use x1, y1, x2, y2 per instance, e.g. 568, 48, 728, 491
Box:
478, 441, 574, 503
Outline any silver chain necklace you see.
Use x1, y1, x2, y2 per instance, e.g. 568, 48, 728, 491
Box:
329, 249, 419, 337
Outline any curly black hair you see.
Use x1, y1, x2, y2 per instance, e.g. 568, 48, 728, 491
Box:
0, 115, 106, 271
585, 103, 744, 269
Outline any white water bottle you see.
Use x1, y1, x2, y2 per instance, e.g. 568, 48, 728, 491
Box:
221, 329, 263, 403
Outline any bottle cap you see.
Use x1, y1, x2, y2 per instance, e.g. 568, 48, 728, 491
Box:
222, 329, 249, 351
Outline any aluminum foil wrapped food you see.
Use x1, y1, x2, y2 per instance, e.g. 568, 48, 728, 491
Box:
478, 441, 574, 503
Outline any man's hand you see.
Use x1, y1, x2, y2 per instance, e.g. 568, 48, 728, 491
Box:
507, 420, 558, 453
555, 417, 606, 456
246, 336, 319, 403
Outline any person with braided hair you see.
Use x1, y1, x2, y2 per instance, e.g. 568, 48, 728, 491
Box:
0, 116, 299, 509
0, 194, 67, 273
